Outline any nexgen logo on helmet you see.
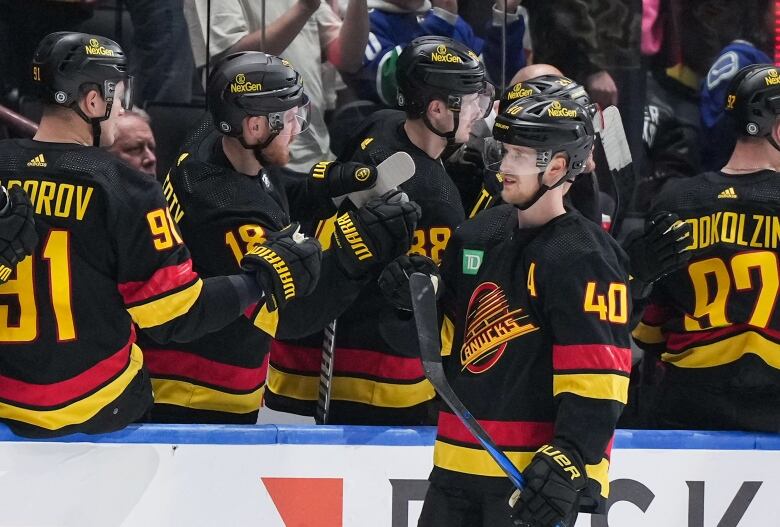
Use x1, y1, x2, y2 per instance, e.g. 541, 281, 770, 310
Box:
547, 100, 578, 118
84, 38, 115, 56
431, 44, 463, 63
230, 72, 263, 93
766, 69, 780, 86
506, 83, 535, 101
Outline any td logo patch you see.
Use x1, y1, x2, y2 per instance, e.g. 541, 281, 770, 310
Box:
462, 249, 483, 275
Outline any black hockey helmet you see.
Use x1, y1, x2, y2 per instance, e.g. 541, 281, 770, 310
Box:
31, 32, 133, 146
499, 75, 596, 117
207, 51, 310, 148
724, 63, 780, 140
396, 36, 494, 142
484, 95, 595, 210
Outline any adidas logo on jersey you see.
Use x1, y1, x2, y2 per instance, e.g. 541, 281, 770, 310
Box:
26, 154, 47, 168
718, 187, 738, 199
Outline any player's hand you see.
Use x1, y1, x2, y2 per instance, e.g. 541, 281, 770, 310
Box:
309, 160, 378, 199
585, 70, 618, 109
624, 211, 692, 295
332, 190, 421, 278
509, 443, 585, 527
0, 186, 38, 283
241, 224, 322, 312
378, 254, 441, 311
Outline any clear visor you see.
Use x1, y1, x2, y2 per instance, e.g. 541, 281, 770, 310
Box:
461, 82, 495, 119
104, 77, 134, 112
272, 98, 311, 137
482, 137, 543, 178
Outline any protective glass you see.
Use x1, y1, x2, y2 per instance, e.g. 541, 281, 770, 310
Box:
271, 97, 311, 137
471, 82, 496, 118
482, 137, 542, 178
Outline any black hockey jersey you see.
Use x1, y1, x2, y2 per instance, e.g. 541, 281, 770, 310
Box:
265, 110, 466, 423
139, 116, 367, 423
0, 139, 246, 437
633, 170, 780, 430
431, 206, 631, 512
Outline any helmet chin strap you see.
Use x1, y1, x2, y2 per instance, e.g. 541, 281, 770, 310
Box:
72, 106, 107, 147
513, 171, 570, 211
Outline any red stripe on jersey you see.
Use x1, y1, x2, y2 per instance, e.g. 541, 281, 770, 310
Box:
0, 327, 135, 407
270, 341, 426, 381
642, 303, 676, 326
144, 349, 268, 391
118, 260, 198, 305
552, 344, 632, 374
437, 411, 554, 448
666, 324, 780, 352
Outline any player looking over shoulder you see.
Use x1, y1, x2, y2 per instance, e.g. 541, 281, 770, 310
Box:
633, 64, 780, 432
0, 32, 321, 437
415, 95, 632, 526
139, 51, 421, 424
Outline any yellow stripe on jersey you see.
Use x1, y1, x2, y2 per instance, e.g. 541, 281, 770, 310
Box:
632, 321, 665, 345
151, 378, 264, 414
253, 304, 280, 337
127, 279, 203, 329
586, 458, 611, 498
440, 315, 454, 357
266, 365, 435, 408
661, 330, 780, 369
434, 440, 535, 478
469, 189, 492, 219
0, 345, 144, 430
553, 373, 629, 404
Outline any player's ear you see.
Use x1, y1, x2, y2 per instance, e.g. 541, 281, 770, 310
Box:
544, 153, 567, 184
80, 87, 104, 119
426, 99, 445, 119
243, 115, 268, 143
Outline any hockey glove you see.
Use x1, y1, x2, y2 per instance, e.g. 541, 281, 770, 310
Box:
0, 186, 38, 283
332, 190, 421, 279
623, 211, 692, 298
510, 443, 586, 527
378, 254, 441, 311
309, 160, 378, 198
241, 224, 322, 312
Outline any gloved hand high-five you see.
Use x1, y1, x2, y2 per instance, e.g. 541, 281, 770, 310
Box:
241, 223, 322, 312
332, 190, 421, 279
623, 211, 692, 298
0, 186, 38, 283
308, 160, 378, 199
509, 443, 586, 527
378, 254, 441, 311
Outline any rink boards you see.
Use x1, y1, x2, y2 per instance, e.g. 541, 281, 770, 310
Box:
0, 425, 779, 526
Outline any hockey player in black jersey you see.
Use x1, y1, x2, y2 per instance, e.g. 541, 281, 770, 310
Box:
0, 186, 37, 284
264, 36, 494, 424
0, 32, 323, 437
633, 64, 780, 432
405, 96, 632, 526
140, 51, 421, 424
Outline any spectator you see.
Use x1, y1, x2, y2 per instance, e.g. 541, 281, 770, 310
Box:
183, 0, 370, 172
106, 109, 157, 177
349, 0, 530, 105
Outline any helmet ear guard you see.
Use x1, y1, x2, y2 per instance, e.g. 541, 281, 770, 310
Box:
725, 64, 780, 141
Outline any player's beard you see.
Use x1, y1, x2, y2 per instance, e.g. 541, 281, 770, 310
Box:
252, 136, 291, 167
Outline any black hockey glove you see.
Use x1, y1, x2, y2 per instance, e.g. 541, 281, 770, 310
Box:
378, 254, 441, 311
0, 186, 38, 283
241, 224, 322, 312
332, 190, 421, 279
309, 160, 378, 199
509, 443, 586, 527
623, 211, 692, 299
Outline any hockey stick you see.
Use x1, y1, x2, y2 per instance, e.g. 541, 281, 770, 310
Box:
594, 106, 634, 236
409, 273, 526, 490
315, 152, 417, 424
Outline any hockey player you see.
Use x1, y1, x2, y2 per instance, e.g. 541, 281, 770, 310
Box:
265, 36, 492, 424
140, 51, 421, 423
0, 32, 322, 437
415, 95, 632, 526
0, 186, 38, 284
633, 64, 780, 432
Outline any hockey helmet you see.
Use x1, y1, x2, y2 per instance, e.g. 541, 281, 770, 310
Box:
499, 75, 596, 117
396, 36, 494, 141
724, 63, 780, 138
484, 96, 595, 209
207, 51, 310, 143
32, 32, 133, 144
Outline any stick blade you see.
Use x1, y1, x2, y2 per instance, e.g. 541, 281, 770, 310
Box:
599, 106, 632, 172
410, 273, 441, 365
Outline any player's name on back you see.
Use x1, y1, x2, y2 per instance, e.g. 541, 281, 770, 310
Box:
0, 179, 93, 221
685, 212, 780, 250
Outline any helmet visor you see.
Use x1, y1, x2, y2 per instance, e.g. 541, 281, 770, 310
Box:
104, 77, 134, 112
273, 97, 311, 137
482, 137, 542, 177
